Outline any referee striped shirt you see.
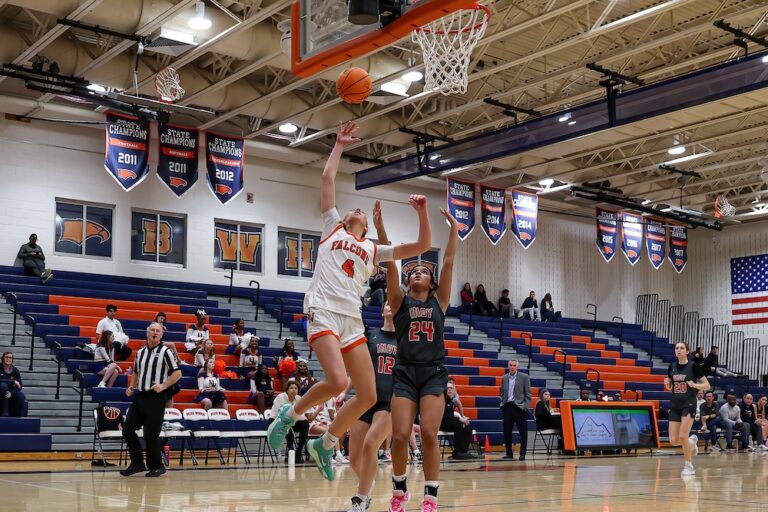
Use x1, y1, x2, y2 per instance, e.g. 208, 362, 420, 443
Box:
134, 343, 179, 391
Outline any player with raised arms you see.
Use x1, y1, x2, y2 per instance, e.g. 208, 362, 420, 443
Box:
387, 208, 458, 512
267, 122, 432, 483
664, 341, 709, 477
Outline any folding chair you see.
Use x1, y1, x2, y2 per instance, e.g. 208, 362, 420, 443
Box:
236, 409, 275, 464
182, 408, 224, 465
532, 420, 561, 457
160, 408, 197, 466
208, 408, 248, 464
91, 408, 124, 466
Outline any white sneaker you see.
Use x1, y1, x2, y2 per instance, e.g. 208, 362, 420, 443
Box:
746, 445, 755, 452
347, 496, 367, 512
97, 382, 106, 388
334, 453, 349, 464
688, 434, 698, 457
681, 462, 695, 477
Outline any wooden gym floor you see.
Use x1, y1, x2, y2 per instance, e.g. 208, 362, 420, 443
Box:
0, 451, 766, 511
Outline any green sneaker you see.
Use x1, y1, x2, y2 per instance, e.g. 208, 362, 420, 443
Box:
267, 403, 296, 450
307, 437, 335, 481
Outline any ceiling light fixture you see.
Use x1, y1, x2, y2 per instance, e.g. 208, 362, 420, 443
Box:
642, 199, 651, 205
278, 123, 298, 134
381, 81, 408, 96
86, 83, 106, 93
668, 134, 686, 155
558, 113, 571, 123
188, 1, 213, 31
663, 151, 712, 166
539, 178, 555, 188
402, 71, 423, 82
763, 55, 768, 64
568, 120, 576, 126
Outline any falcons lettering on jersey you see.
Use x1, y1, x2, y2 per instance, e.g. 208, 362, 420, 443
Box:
330, 239, 371, 265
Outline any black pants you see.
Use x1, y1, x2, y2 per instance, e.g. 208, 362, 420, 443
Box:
440, 417, 472, 454
502, 403, 528, 457
287, 419, 309, 457
123, 391, 166, 470
22, 259, 44, 277
0, 383, 25, 416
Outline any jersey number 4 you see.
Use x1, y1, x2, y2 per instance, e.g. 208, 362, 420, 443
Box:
341, 259, 355, 279
408, 321, 434, 342
377, 355, 395, 375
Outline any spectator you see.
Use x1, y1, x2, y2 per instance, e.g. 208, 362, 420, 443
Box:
269, 380, 309, 463
238, 337, 262, 379
499, 359, 532, 461
534, 389, 562, 431
474, 284, 498, 317
703, 346, 719, 375
194, 340, 215, 368
719, 393, 750, 452
0, 352, 25, 417
96, 305, 132, 361
274, 338, 300, 373
195, 358, 227, 411
540, 293, 559, 322
249, 363, 275, 414
17, 233, 53, 284
292, 359, 316, 396
227, 319, 256, 355
755, 396, 768, 449
498, 289, 513, 318
691, 347, 704, 368
184, 310, 210, 353
309, 399, 346, 464
597, 391, 607, 402
698, 392, 719, 450
441, 381, 480, 460
154, 312, 184, 367
520, 291, 539, 321
460, 282, 475, 314
740, 393, 764, 450
692, 389, 705, 431
364, 271, 387, 307
93, 331, 122, 388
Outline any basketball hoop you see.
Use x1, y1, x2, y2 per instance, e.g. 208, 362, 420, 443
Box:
412, 2, 491, 95
714, 194, 736, 218
154, 67, 185, 103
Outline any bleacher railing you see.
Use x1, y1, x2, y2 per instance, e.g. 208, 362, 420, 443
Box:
25, 315, 36, 371
223, 267, 235, 303
73, 369, 85, 432
51, 340, 63, 400
585, 368, 601, 396
611, 316, 623, 345
248, 280, 261, 321
520, 333, 532, 370
586, 304, 597, 336
6, 292, 18, 346
273, 297, 285, 339
553, 349, 567, 388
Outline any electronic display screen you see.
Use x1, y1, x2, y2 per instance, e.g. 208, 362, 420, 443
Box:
571, 407, 657, 449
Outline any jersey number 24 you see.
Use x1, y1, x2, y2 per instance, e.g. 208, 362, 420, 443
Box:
408, 321, 434, 342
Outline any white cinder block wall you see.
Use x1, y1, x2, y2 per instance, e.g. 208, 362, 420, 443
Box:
0, 119, 765, 344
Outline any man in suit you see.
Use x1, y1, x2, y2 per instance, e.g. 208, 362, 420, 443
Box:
499, 359, 532, 460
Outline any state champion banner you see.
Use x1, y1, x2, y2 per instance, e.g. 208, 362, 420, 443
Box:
104, 112, 150, 191
480, 185, 506, 245
621, 211, 643, 266
446, 178, 475, 240
157, 123, 199, 197
645, 218, 666, 269
595, 207, 618, 262
510, 190, 538, 249
669, 225, 689, 273
205, 132, 245, 205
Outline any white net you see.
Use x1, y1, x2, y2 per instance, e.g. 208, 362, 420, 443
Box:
412, 4, 490, 96
714, 195, 736, 218
154, 67, 185, 102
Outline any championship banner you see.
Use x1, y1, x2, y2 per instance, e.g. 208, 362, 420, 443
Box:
595, 208, 618, 262
480, 185, 506, 245
104, 112, 150, 191
157, 123, 199, 197
205, 131, 245, 204
668, 225, 689, 273
621, 211, 643, 266
510, 190, 538, 249
446, 178, 475, 240
645, 218, 666, 269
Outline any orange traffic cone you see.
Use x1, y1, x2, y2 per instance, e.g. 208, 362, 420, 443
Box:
484, 435, 491, 454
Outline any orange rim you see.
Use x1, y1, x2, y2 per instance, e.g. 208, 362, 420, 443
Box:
415, 3, 491, 36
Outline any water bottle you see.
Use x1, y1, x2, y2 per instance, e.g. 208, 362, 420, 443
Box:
126, 367, 133, 377
288, 449, 296, 466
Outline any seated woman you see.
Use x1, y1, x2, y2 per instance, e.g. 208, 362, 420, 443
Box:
273, 338, 301, 378
460, 282, 476, 314
474, 284, 498, 317
238, 338, 262, 379
534, 389, 562, 431
155, 312, 184, 366
195, 358, 228, 411
227, 319, 256, 355
439, 381, 480, 460
93, 331, 122, 388
185, 309, 210, 353
0, 352, 26, 417
309, 398, 346, 464
269, 380, 309, 463
540, 293, 559, 323
249, 364, 275, 414
194, 340, 216, 369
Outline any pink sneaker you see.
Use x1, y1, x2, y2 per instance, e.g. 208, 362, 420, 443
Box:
388, 491, 411, 512
421, 496, 438, 512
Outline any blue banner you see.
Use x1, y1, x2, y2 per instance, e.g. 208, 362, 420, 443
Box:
510, 190, 538, 249
480, 185, 506, 245
669, 225, 688, 273
104, 112, 150, 191
446, 178, 475, 240
205, 131, 245, 205
621, 211, 643, 266
158, 123, 199, 197
596, 208, 618, 262
645, 218, 666, 269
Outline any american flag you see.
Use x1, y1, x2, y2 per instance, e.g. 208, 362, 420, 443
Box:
731, 254, 768, 325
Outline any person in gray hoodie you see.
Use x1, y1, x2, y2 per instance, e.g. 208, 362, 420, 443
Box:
718, 394, 750, 451
17, 234, 53, 283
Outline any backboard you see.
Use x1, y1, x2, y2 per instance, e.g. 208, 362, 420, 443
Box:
291, 0, 475, 77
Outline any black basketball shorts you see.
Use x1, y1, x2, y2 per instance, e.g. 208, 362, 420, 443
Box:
358, 401, 391, 424
392, 363, 448, 403
668, 403, 697, 422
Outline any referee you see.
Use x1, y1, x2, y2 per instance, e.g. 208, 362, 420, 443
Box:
120, 322, 181, 477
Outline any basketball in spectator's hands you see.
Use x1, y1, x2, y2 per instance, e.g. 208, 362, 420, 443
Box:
409, 194, 427, 211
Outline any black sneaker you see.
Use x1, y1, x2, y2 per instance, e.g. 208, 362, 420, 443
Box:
119, 465, 147, 477
145, 467, 167, 477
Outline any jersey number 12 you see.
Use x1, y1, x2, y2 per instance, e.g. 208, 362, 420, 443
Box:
377, 355, 395, 374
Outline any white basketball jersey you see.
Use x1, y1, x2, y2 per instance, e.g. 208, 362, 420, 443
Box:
304, 224, 377, 317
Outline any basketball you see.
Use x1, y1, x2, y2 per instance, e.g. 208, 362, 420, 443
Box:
336, 67, 373, 104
